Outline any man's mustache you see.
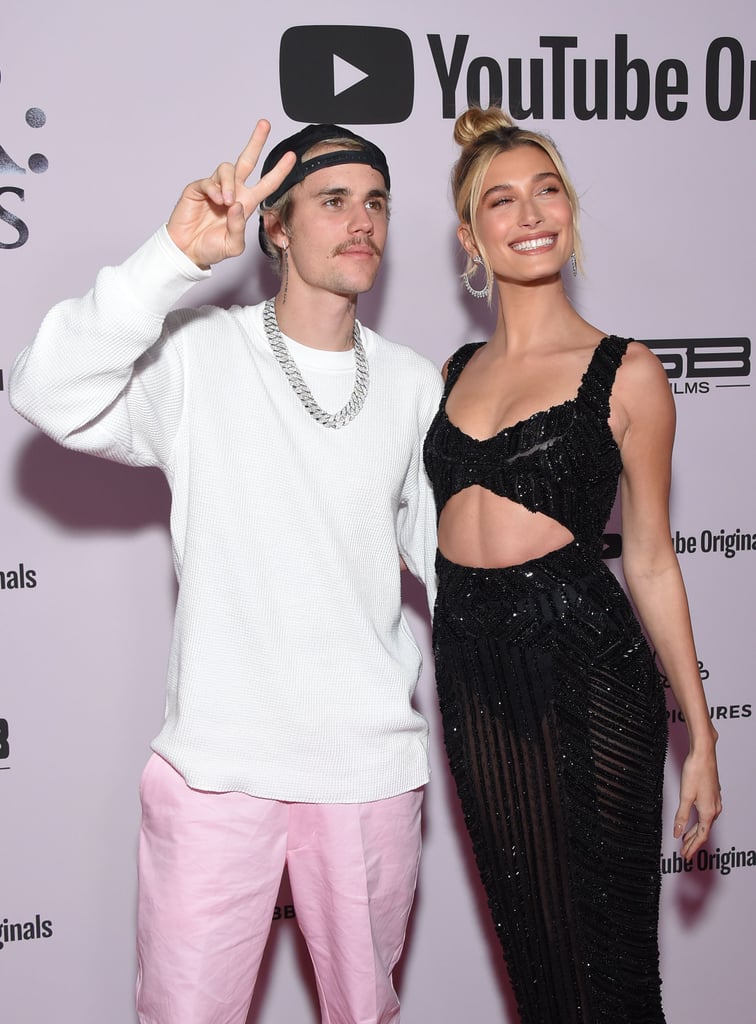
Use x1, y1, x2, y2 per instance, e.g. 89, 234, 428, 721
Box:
331, 237, 383, 258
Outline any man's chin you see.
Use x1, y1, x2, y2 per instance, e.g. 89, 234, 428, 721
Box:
332, 270, 381, 297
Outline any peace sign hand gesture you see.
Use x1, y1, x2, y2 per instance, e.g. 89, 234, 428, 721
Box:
166, 119, 296, 269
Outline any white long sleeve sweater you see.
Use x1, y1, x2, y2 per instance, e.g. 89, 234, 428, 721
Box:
10, 226, 444, 802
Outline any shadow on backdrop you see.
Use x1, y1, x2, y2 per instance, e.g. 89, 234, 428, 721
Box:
14, 432, 170, 533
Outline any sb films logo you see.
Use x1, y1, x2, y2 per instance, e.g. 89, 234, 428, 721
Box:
280, 26, 414, 124
643, 337, 751, 394
0, 718, 9, 769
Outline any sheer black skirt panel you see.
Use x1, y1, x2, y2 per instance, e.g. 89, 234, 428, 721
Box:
433, 541, 668, 1024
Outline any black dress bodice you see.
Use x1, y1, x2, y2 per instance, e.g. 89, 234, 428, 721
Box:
423, 336, 629, 553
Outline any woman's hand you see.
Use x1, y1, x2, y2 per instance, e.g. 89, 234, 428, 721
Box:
673, 737, 723, 861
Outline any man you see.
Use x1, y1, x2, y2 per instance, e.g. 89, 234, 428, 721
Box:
10, 119, 442, 1024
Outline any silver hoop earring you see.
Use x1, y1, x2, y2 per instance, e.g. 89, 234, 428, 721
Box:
570, 251, 578, 278
462, 255, 489, 299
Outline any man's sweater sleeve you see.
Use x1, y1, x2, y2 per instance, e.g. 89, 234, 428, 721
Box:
9, 226, 211, 469
397, 361, 443, 616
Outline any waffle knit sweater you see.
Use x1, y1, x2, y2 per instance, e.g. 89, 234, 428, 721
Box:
10, 226, 443, 803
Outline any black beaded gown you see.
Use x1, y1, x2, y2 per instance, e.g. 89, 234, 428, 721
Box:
423, 336, 668, 1024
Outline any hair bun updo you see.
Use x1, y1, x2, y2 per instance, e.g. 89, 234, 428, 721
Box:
453, 106, 516, 148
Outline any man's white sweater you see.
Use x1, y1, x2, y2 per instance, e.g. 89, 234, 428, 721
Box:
10, 227, 443, 803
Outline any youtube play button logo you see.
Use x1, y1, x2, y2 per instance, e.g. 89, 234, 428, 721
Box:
280, 26, 414, 124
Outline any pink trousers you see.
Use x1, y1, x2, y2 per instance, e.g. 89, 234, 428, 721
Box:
136, 754, 423, 1024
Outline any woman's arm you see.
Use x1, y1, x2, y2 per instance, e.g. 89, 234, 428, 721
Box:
614, 342, 722, 861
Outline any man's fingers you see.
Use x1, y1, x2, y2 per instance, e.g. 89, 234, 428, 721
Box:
215, 161, 238, 204
199, 120, 280, 208
182, 163, 235, 209
228, 119, 298, 220
224, 201, 248, 257
169, 120, 298, 260
233, 119, 275, 187
232, 149, 296, 224
253, 149, 297, 205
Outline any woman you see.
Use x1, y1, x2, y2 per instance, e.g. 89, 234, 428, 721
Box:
423, 106, 722, 1023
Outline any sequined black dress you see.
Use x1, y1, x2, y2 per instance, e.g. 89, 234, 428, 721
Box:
423, 337, 668, 1024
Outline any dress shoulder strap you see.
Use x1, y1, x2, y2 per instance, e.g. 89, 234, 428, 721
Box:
443, 342, 484, 397
577, 335, 630, 416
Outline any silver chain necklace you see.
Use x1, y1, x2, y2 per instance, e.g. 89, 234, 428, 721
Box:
263, 298, 369, 429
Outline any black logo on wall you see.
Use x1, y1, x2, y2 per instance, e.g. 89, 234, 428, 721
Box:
0, 718, 9, 768
656, 655, 752, 725
673, 527, 756, 559
0, 69, 48, 250
662, 846, 756, 877
428, 34, 756, 121
280, 29, 756, 124
280, 26, 414, 124
0, 914, 54, 951
643, 337, 751, 395
602, 534, 622, 560
0, 563, 37, 590
272, 904, 296, 922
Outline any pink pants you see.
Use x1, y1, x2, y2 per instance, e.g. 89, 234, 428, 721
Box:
136, 754, 423, 1024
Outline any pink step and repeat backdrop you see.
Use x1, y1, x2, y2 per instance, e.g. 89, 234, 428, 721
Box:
2, 2, 754, 1020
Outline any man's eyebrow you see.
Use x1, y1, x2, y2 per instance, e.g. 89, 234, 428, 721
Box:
312, 186, 390, 201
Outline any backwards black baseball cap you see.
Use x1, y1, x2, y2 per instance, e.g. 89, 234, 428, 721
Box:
258, 123, 391, 253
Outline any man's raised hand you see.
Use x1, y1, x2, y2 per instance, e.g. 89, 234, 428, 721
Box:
166, 120, 296, 269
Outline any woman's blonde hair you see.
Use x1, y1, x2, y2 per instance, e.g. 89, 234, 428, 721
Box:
451, 107, 582, 299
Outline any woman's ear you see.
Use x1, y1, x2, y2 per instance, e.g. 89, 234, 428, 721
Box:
457, 223, 477, 260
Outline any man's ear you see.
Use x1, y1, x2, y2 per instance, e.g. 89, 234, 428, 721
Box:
263, 211, 288, 249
